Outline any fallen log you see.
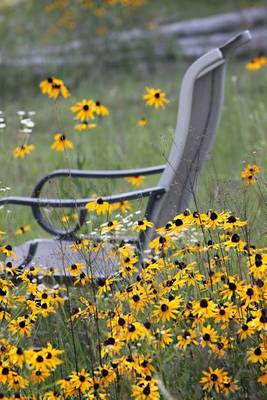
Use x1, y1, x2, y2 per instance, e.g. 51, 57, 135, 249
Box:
1, 7, 267, 66
111, 7, 267, 42
178, 27, 267, 59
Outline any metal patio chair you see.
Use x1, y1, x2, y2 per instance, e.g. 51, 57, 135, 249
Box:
0, 31, 251, 277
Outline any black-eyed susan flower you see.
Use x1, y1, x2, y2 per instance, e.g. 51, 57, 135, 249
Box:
192, 298, 217, 319
223, 214, 247, 230
251, 308, 267, 331
51, 133, 73, 152
13, 144, 35, 158
94, 100, 110, 116
0, 244, 16, 258
246, 56, 267, 71
7, 371, 28, 390
241, 163, 261, 185
86, 197, 110, 215
96, 276, 115, 295
69, 238, 90, 252
1, 261, 16, 277
0, 365, 11, 385
237, 322, 255, 340
143, 87, 169, 109
221, 378, 239, 394
9, 316, 34, 337
119, 257, 139, 277
247, 345, 267, 364
66, 263, 85, 276
96, 364, 116, 385
177, 329, 198, 350
40, 77, 70, 99
128, 289, 150, 312
224, 233, 246, 251
15, 224, 31, 235
31, 368, 50, 384
8, 346, 25, 368
200, 325, 218, 348
125, 175, 145, 186
258, 371, 267, 385
247, 253, 267, 279
74, 271, 91, 286
71, 99, 96, 121
138, 117, 149, 127
25, 344, 62, 372
155, 328, 174, 348
200, 367, 230, 393
132, 219, 154, 232
149, 235, 175, 252
43, 391, 63, 400
43, 342, 63, 370
153, 296, 181, 322
220, 276, 244, 300
240, 284, 260, 306
132, 379, 160, 400
101, 220, 122, 234
205, 210, 228, 229
112, 200, 132, 213
74, 121, 97, 131
214, 302, 236, 328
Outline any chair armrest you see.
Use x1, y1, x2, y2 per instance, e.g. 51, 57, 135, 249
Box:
32, 164, 165, 201
0, 186, 166, 238
42, 165, 165, 179
0, 186, 166, 208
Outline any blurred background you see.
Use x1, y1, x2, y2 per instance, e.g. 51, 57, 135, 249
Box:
0, 0, 267, 242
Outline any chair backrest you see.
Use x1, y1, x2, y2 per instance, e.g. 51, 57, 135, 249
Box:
142, 31, 251, 247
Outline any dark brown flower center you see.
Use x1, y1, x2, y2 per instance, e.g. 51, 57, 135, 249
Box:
210, 212, 218, 220
128, 323, 136, 332
254, 347, 262, 356
210, 373, 218, 381
161, 304, 168, 312
200, 299, 208, 308
231, 234, 240, 243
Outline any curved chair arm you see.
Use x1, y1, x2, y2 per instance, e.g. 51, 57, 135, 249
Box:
29, 164, 165, 238
34, 165, 165, 184
0, 186, 166, 237
32, 164, 165, 201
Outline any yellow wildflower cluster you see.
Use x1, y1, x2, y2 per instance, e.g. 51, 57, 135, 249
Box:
40, 77, 70, 99
246, 56, 267, 71
44, 0, 147, 32
241, 163, 261, 185
0, 205, 266, 398
71, 98, 109, 131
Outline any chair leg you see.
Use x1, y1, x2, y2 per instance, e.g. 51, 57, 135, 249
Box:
17, 241, 39, 268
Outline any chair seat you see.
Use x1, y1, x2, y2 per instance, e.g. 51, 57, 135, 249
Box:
8, 238, 125, 279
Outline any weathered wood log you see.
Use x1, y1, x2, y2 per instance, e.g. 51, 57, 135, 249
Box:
1, 7, 267, 66
111, 7, 267, 42
178, 27, 267, 59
